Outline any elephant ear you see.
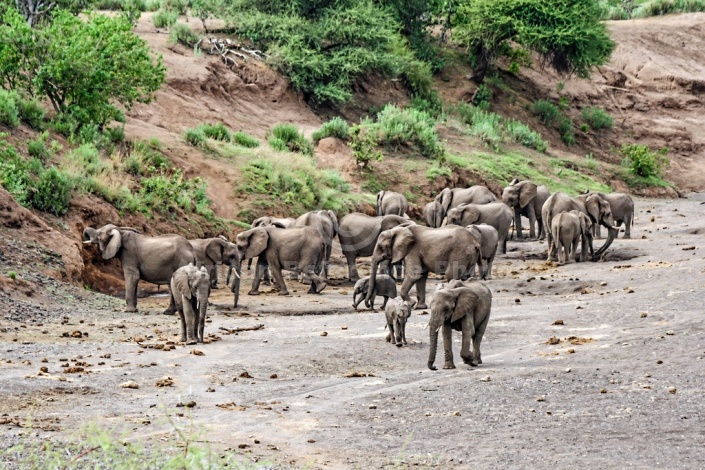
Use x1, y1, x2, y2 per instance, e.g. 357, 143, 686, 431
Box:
461, 205, 480, 225
579, 213, 592, 235
102, 228, 122, 260
518, 182, 537, 208
205, 238, 225, 264
439, 188, 453, 213
391, 226, 415, 264
509, 178, 520, 186
244, 228, 269, 260
376, 191, 384, 216
326, 210, 339, 235
585, 196, 601, 225
452, 288, 479, 324
172, 267, 192, 300
82, 227, 97, 244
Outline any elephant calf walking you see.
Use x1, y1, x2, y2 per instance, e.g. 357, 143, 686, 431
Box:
385, 297, 413, 347
352, 274, 397, 310
171, 264, 211, 344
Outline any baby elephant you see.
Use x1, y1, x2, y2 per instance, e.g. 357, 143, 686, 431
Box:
171, 263, 211, 344
353, 274, 397, 310
550, 210, 593, 265
385, 297, 414, 347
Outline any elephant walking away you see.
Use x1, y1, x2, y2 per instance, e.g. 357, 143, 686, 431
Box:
586, 192, 635, 239
366, 225, 480, 310
542, 192, 619, 261
423, 201, 444, 228
352, 274, 397, 310
171, 263, 211, 344
295, 210, 338, 280
83, 225, 195, 314
446, 202, 513, 254
550, 210, 593, 264
338, 213, 411, 281
233, 225, 328, 300
466, 224, 499, 280
428, 282, 492, 370
376, 191, 409, 217
385, 297, 414, 347
502, 179, 550, 239
435, 185, 497, 222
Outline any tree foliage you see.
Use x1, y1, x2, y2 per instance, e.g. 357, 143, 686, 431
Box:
223, 0, 432, 104
455, 0, 615, 82
0, 8, 165, 129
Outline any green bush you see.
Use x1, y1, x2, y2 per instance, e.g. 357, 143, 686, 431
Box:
504, 118, 548, 152
633, 0, 705, 17
161, 0, 189, 15
105, 126, 126, 143
16, 96, 46, 130
558, 116, 575, 145
619, 144, 669, 177
473, 84, 492, 108
0, 141, 32, 205
267, 123, 313, 156
532, 100, 561, 126
152, 8, 178, 28
467, 109, 503, 146
374, 105, 444, 159
232, 131, 260, 148
0, 89, 19, 128
145, 0, 160, 10
51, 113, 79, 137
124, 155, 144, 175
95, 0, 124, 9
184, 127, 206, 146
169, 22, 200, 46
29, 167, 73, 215
349, 125, 383, 169
199, 122, 231, 141
311, 117, 350, 144
581, 106, 614, 130
27, 132, 53, 162
65, 144, 106, 176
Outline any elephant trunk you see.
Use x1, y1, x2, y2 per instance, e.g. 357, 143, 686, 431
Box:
593, 226, 616, 259
231, 260, 242, 307
428, 323, 440, 370
365, 257, 381, 305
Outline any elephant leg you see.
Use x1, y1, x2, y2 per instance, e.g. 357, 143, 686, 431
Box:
209, 264, 218, 289
123, 269, 139, 313
393, 262, 403, 283
473, 311, 490, 365
270, 265, 290, 296
486, 253, 495, 280
303, 264, 326, 294
197, 300, 207, 343
547, 234, 557, 261
393, 320, 402, 347
623, 217, 632, 238
249, 258, 265, 295
323, 243, 332, 280
183, 300, 198, 345
537, 217, 545, 240
381, 296, 389, 309
514, 209, 523, 240
385, 319, 394, 343
413, 275, 428, 310
177, 305, 186, 343
556, 242, 565, 265
615, 220, 623, 239
344, 252, 360, 281
401, 323, 407, 346
460, 318, 476, 366
478, 258, 486, 280
225, 265, 233, 288
442, 323, 455, 369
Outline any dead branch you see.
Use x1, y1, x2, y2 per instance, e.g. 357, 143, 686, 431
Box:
219, 324, 265, 334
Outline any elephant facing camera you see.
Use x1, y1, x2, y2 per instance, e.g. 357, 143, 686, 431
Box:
171, 263, 211, 344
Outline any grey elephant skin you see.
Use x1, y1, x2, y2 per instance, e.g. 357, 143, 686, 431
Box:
295, 210, 338, 280
446, 202, 513, 254
338, 213, 410, 281
428, 282, 492, 370
83, 224, 195, 314
542, 192, 618, 261
352, 274, 397, 310
243, 216, 297, 279
586, 192, 634, 239
376, 191, 408, 217
550, 210, 593, 264
233, 225, 327, 300
435, 185, 496, 222
466, 224, 499, 279
171, 263, 210, 344
385, 297, 413, 347
502, 179, 550, 239
423, 200, 444, 228
366, 225, 480, 310
189, 238, 238, 289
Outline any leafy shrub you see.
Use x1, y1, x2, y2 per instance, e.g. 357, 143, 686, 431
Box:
409, 93, 444, 118
267, 123, 313, 156
349, 125, 383, 169
425, 163, 452, 181
29, 167, 73, 215
140, 169, 212, 218
105, 126, 126, 143
161, 0, 189, 15
124, 155, 144, 175
311, 117, 350, 144
0, 90, 19, 128
27, 132, 53, 162
145, 0, 160, 10
581, 106, 613, 130
7, 271, 17, 280
504, 119, 548, 152
372, 105, 444, 159
184, 127, 206, 146
152, 8, 178, 28
95, 0, 123, 9
467, 109, 503, 146
232, 131, 260, 148
473, 84, 492, 108
169, 22, 200, 46
633, 0, 705, 18
532, 100, 561, 125
619, 144, 669, 177
16, 96, 46, 130
199, 122, 231, 141
0, 141, 32, 205
558, 117, 575, 145
64, 144, 106, 176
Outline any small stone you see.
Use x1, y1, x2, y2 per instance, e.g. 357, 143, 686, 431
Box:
341, 326, 348, 330
134, 337, 144, 343
566, 348, 575, 354
600, 388, 607, 394
41, 358, 48, 363
682, 246, 696, 251
254, 439, 260, 444
176, 401, 196, 408
39, 366, 48, 373
666, 330, 674, 336
565, 368, 571, 373
206, 387, 215, 392
320, 331, 328, 336
546, 336, 560, 345
626, 288, 634, 294
240, 371, 252, 378
552, 320, 564, 325
190, 349, 205, 356
599, 281, 607, 286
536, 396, 546, 402
22, 360, 31, 365
576, 305, 583, 310
155, 376, 173, 387
452, 410, 461, 416
270, 374, 278, 379
307, 439, 316, 443
120, 380, 139, 389
668, 387, 677, 394
515, 298, 521, 303
369, 405, 377, 409
479, 376, 491, 382
238, 444, 249, 449
71, 331, 82, 338
640, 312, 648, 318
657, 360, 663, 364
338, 290, 348, 295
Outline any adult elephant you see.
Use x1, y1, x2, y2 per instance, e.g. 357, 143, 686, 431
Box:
435, 185, 497, 222
428, 282, 492, 370
585, 192, 635, 239
295, 210, 338, 279
542, 192, 619, 261
241, 216, 296, 281
502, 179, 550, 240
82, 224, 195, 314
200, 237, 241, 307
376, 191, 408, 217
232, 225, 327, 302
445, 202, 513, 254
423, 201, 444, 228
189, 237, 238, 289
366, 225, 480, 310
338, 213, 411, 281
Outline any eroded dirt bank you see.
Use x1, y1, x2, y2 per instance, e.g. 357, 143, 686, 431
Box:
1, 197, 705, 468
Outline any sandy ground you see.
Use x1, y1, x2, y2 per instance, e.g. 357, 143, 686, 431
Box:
2, 196, 705, 468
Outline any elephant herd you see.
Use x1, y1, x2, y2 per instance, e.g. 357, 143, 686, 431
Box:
82, 183, 635, 367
